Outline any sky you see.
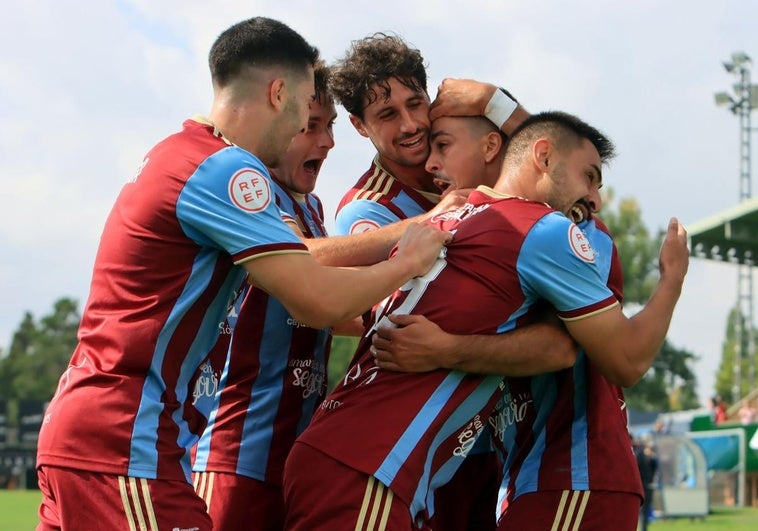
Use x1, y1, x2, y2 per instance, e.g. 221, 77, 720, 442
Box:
1, 0, 757, 406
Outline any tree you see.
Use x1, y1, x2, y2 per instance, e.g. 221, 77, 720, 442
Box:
328, 335, 360, 392
601, 190, 700, 411
714, 305, 758, 406
0, 298, 80, 401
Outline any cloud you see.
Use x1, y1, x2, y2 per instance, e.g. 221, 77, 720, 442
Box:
2, 0, 756, 406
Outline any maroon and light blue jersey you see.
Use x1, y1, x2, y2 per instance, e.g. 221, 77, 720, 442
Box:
296, 187, 619, 521
494, 217, 643, 518
334, 156, 439, 234
192, 179, 332, 485
36, 118, 307, 483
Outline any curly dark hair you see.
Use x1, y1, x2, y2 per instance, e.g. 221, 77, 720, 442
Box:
329, 33, 427, 119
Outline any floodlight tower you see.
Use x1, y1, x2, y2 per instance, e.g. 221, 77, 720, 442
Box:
714, 51, 758, 403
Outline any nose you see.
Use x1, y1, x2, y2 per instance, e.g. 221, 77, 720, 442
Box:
587, 186, 602, 213
318, 127, 335, 150
425, 153, 440, 174
398, 108, 418, 134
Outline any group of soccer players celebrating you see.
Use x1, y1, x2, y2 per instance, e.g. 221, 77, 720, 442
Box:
35, 16, 689, 531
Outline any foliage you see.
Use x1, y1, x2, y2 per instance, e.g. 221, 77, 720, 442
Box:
714, 306, 758, 405
601, 190, 700, 411
0, 298, 79, 401
328, 335, 360, 392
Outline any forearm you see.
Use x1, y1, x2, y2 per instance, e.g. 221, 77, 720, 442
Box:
622, 277, 684, 381
304, 221, 411, 266
442, 324, 576, 376
373, 314, 576, 375
290, 259, 418, 328
575, 278, 684, 388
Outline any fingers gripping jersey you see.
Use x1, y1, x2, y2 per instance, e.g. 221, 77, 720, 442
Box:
36, 118, 308, 483
296, 187, 617, 521
493, 218, 642, 520
334, 155, 439, 234
193, 179, 332, 485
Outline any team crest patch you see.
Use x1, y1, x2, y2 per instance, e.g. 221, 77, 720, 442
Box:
349, 219, 381, 234
568, 224, 595, 262
229, 168, 271, 212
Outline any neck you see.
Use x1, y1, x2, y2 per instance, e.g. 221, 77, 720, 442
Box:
378, 155, 436, 192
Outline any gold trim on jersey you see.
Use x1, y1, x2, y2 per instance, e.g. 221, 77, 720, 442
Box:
193, 471, 215, 510
355, 476, 395, 531
559, 300, 619, 322
550, 490, 590, 531
356, 162, 395, 202
118, 476, 159, 531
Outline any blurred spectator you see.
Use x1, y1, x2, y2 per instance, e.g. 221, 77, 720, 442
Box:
634, 438, 658, 531
711, 395, 728, 425
738, 399, 757, 425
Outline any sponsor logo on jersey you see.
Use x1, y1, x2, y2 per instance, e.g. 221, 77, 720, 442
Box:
568, 224, 595, 262
430, 202, 490, 224
349, 219, 381, 234
229, 168, 271, 212
192, 361, 220, 406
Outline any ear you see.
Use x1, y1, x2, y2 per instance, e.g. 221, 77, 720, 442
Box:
349, 114, 369, 138
532, 137, 551, 171
268, 78, 287, 112
482, 131, 504, 164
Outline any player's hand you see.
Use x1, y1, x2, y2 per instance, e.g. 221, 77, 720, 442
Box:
372, 314, 451, 372
424, 188, 470, 221
429, 78, 498, 122
659, 217, 689, 286
394, 223, 452, 278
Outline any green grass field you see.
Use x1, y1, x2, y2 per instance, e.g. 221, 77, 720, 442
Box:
1, 490, 757, 530
0, 490, 42, 531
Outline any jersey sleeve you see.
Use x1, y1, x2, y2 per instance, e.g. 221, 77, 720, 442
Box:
517, 212, 618, 320
175, 146, 307, 262
334, 199, 402, 234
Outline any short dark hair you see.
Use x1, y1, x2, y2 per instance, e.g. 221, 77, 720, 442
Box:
329, 33, 427, 119
505, 111, 616, 164
313, 60, 333, 107
209, 17, 319, 88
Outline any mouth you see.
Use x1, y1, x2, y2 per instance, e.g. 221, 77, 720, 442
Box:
397, 133, 426, 150
569, 201, 590, 223
433, 176, 453, 193
302, 158, 323, 177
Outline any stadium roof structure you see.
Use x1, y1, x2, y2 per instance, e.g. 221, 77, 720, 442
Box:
689, 196, 758, 265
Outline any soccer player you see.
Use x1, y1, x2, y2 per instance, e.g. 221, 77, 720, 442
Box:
327, 34, 572, 530
330, 33, 528, 236
34, 18, 450, 531
282, 111, 688, 530
374, 92, 681, 529
191, 61, 343, 531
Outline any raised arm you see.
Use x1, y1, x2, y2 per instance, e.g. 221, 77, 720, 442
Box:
564, 218, 689, 387
428, 78, 530, 136
372, 313, 577, 375
242, 223, 451, 329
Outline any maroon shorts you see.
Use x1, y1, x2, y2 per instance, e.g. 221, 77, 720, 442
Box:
193, 471, 284, 531
283, 441, 427, 530
427, 452, 498, 531
498, 489, 641, 531
36, 465, 212, 531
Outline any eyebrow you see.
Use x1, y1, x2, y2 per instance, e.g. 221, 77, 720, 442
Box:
430, 129, 450, 142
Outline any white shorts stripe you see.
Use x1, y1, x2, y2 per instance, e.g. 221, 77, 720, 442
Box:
118, 476, 138, 531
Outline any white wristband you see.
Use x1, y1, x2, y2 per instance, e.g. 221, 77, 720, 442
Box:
484, 88, 518, 129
